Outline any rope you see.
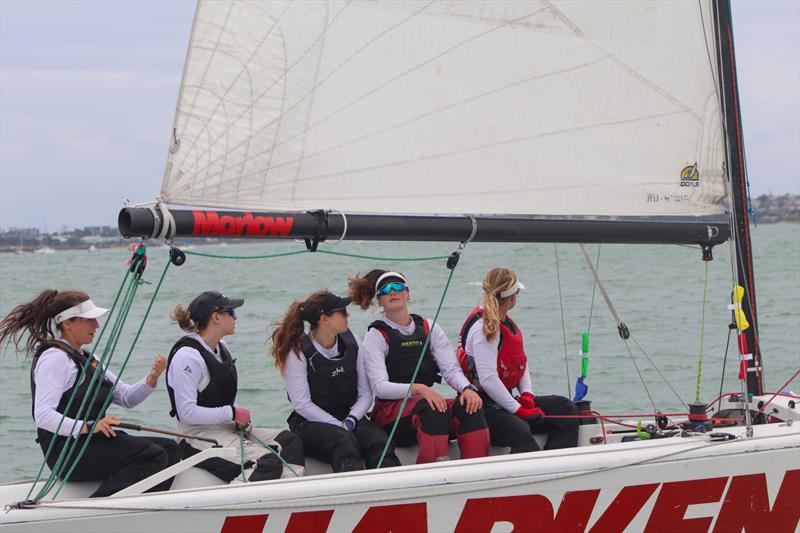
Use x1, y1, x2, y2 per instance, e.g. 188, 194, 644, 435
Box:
184, 249, 309, 260
316, 249, 450, 262
239, 430, 248, 482
717, 326, 734, 403
553, 244, 571, 398
695, 261, 710, 402
243, 429, 300, 477
586, 244, 601, 336
182, 247, 450, 263
755, 368, 800, 418
54, 257, 173, 498
377, 267, 457, 468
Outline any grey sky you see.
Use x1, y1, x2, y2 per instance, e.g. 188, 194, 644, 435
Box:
1, 0, 798, 231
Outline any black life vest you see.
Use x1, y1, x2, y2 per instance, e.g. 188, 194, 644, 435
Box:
368, 314, 441, 390
297, 329, 359, 420
30, 342, 114, 446
166, 336, 237, 420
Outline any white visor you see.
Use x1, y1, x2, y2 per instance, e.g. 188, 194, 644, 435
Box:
374, 271, 408, 294
499, 281, 526, 299
54, 299, 109, 324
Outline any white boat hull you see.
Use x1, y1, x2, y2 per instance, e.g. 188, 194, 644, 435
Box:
2, 419, 799, 532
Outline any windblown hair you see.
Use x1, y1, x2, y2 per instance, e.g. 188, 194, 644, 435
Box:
270, 291, 330, 372
481, 268, 518, 342
347, 269, 405, 309
0, 289, 90, 355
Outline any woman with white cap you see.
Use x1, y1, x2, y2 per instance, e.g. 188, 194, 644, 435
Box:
167, 291, 304, 482
457, 267, 579, 453
349, 270, 489, 464
270, 290, 400, 472
0, 289, 179, 497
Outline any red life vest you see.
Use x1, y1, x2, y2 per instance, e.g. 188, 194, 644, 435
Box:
457, 307, 527, 391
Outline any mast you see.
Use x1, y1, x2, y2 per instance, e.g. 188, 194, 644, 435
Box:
713, 0, 763, 395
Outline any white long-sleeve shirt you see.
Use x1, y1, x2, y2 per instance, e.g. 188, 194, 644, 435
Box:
283, 332, 372, 426
33, 342, 155, 438
465, 316, 533, 413
166, 333, 237, 427
361, 315, 470, 399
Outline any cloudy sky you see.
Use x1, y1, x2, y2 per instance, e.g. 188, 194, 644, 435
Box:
1, 0, 798, 231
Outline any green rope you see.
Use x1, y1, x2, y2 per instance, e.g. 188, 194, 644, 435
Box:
315, 249, 450, 262
377, 267, 457, 468
243, 429, 300, 477
239, 429, 248, 482
695, 261, 710, 402
184, 249, 309, 260
38, 270, 143, 500
25, 263, 135, 502
53, 258, 172, 498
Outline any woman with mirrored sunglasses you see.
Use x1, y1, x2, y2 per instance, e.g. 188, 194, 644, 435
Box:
457, 268, 579, 453
270, 290, 400, 472
348, 270, 490, 464
166, 291, 305, 483
0, 289, 179, 497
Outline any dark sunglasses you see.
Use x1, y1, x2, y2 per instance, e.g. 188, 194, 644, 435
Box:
377, 282, 408, 296
217, 307, 236, 317
325, 308, 349, 317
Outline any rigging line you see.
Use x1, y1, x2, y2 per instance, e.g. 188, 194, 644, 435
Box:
697, 0, 722, 105
244, 430, 300, 477
578, 244, 622, 326
54, 259, 173, 498
622, 338, 658, 413
194, 55, 605, 186
244, 109, 685, 189
628, 334, 690, 411
586, 244, 601, 336
377, 267, 457, 468
554, 244, 571, 398
717, 325, 734, 402
695, 261, 710, 402
188, 3, 543, 188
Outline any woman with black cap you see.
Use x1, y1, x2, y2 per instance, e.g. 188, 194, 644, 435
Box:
167, 291, 305, 482
457, 267, 579, 453
270, 290, 401, 472
0, 289, 179, 497
349, 270, 490, 464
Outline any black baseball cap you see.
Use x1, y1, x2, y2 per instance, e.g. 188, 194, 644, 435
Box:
188, 291, 245, 323
300, 293, 351, 322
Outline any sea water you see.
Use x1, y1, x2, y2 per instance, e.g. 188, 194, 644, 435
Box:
1, 224, 798, 482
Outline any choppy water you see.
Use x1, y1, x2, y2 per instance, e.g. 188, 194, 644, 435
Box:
1, 225, 798, 481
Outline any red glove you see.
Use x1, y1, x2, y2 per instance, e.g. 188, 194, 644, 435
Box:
515, 405, 545, 421
519, 392, 535, 409
233, 406, 251, 427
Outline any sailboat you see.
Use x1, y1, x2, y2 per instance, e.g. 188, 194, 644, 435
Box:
2, 1, 798, 531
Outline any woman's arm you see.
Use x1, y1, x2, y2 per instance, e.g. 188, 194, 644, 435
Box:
428, 322, 470, 393
349, 336, 374, 420
468, 322, 520, 413
33, 349, 87, 437
361, 329, 411, 400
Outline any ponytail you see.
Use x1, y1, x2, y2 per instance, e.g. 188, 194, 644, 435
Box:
0, 289, 90, 355
170, 304, 199, 333
481, 268, 517, 342
347, 269, 389, 309
270, 291, 331, 372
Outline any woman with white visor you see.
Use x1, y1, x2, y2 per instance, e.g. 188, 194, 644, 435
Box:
0, 289, 179, 497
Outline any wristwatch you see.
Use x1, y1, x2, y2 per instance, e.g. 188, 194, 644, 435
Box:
462, 384, 479, 393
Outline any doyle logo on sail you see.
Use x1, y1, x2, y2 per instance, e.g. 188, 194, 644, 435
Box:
192, 211, 294, 237
680, 163, 700, 187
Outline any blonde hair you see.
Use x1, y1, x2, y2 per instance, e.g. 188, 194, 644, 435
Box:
481, 267, 518, 342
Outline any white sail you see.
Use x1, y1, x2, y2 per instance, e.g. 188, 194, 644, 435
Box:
161, 0, 727, 218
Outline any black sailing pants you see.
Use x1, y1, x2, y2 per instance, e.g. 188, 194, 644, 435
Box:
483, 394, 580, 453
290, 415, 401, 472
39, 430, 180, 498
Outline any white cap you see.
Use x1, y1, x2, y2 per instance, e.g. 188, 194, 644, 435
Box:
54, 299, 109, 324
374, 271, 407, 294
498, 280, 526, 299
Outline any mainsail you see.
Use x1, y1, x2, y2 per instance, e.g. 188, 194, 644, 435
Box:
159, 0, 727, 220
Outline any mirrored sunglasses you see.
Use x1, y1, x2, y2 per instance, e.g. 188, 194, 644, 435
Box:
377, 282, 408, 296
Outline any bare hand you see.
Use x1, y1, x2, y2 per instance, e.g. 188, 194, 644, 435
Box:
83, 416, 121, 438
414, 384, 447, 412
146, 354, 167, 387
459, 388, 483, 414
